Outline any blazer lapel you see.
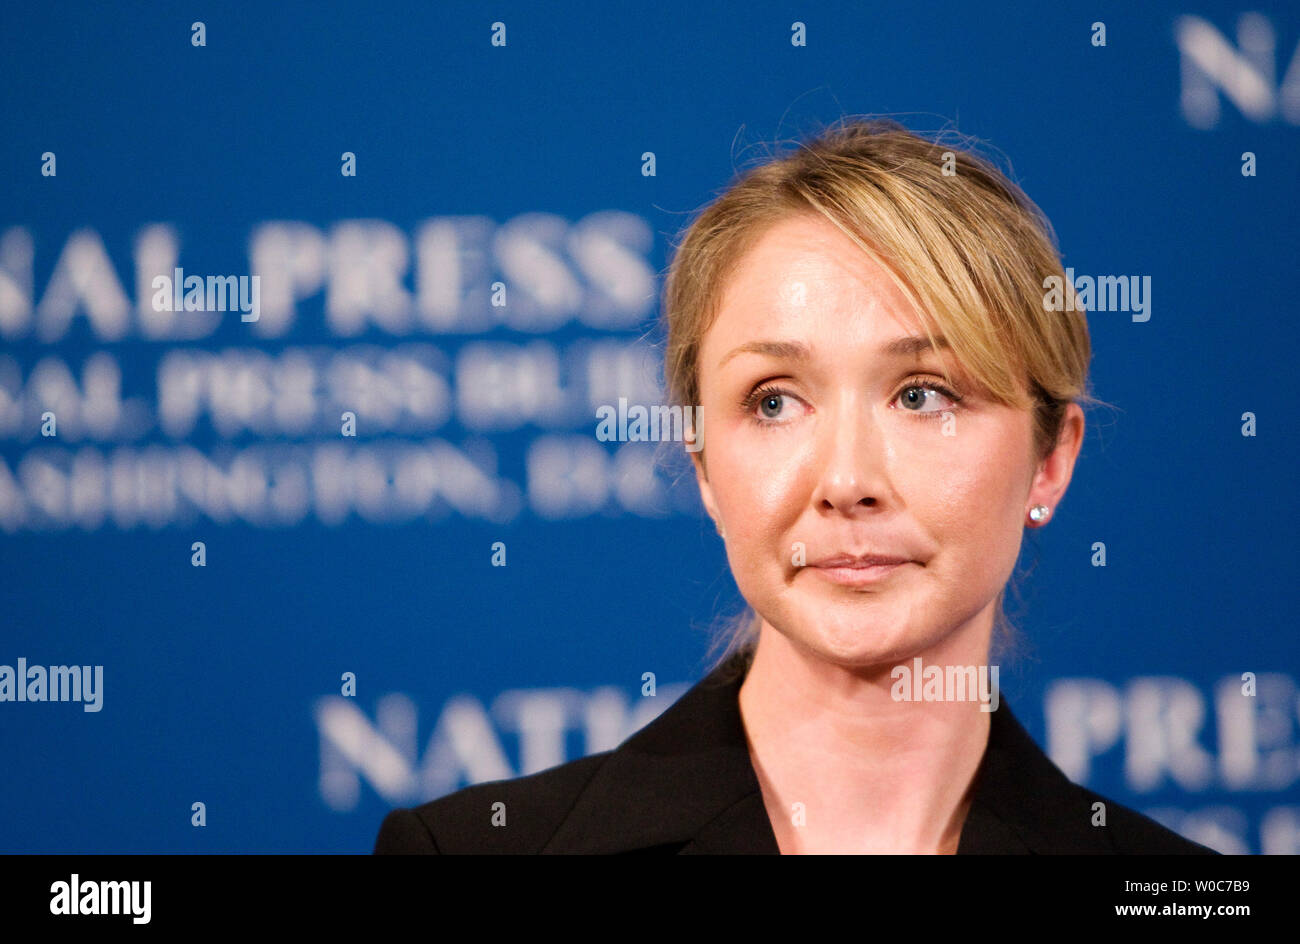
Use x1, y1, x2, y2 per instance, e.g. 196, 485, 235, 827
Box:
957, 694, 1111, 854
541, 656, 780, 854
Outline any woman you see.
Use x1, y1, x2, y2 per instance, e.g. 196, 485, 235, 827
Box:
374, 117, 1216, 854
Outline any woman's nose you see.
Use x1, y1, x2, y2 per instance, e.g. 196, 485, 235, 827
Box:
811, 399, 888, 515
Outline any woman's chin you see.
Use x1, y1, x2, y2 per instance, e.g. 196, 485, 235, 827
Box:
780, 612, 928, 671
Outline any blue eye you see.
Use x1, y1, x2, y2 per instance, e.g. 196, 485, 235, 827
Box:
898, 384, 949, 413
758, 392, 785, 419
895, 375, 964, 418
740, 384, 798, 425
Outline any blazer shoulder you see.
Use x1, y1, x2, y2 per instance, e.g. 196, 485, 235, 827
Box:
1070, 784, 1219, 854
974, 703, 1220, 855
373, 751, 612, 854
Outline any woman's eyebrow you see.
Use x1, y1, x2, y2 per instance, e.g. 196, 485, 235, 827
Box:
717, 339, 811, 369
882, 335, 951, 357
717, 335, 950, 369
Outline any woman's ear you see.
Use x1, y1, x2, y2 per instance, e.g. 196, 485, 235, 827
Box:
1028, 403, 1085, 514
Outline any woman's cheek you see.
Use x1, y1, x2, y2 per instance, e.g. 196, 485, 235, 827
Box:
722, 428, 809, 503
921, 467, 1026, 587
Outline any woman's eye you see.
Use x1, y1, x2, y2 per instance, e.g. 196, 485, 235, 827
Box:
757, 393, 786, 419
743, 386, 802, 425
897, 384, 959, 414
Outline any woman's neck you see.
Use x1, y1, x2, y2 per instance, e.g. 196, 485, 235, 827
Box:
736, 618, 995, 854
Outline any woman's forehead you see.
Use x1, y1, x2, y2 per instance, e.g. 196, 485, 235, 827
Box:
709, 220, 924, 339
724, 216, 910, 302
703, 287, 930, 369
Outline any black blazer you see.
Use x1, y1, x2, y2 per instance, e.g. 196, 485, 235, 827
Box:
373, 653, 1218, 854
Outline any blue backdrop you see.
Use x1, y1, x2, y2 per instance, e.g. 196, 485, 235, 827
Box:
1, 0, 1296, 854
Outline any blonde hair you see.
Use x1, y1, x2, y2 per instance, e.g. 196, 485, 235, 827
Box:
656, 116, 1105, 675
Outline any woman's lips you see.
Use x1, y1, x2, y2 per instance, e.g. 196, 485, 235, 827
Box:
807, 561, 911, 586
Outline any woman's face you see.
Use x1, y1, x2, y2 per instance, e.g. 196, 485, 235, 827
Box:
692, 213, 1083, 668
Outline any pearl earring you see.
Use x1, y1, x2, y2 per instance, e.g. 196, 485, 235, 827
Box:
1028, 504, 1050, 524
